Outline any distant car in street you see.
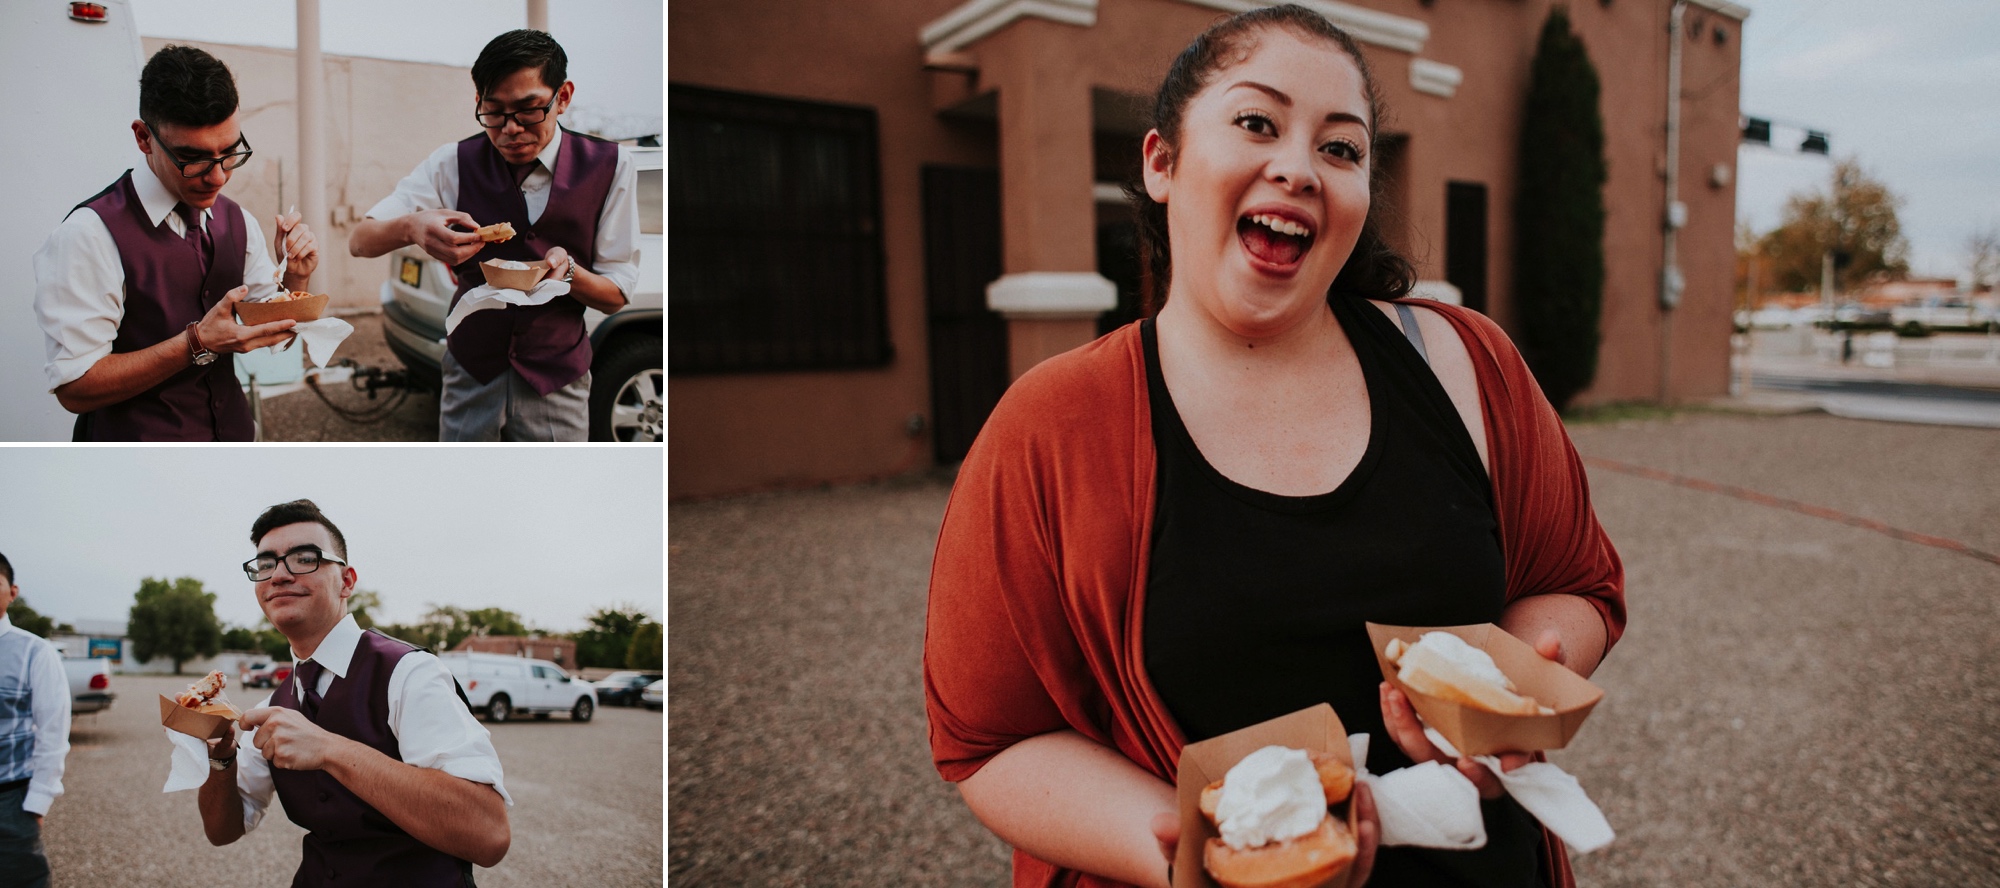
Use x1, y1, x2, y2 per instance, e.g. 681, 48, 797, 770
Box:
439, 651, 596, 723
640, 680, 662, 711
376, 144, 664, 441
592, 670, 663, 707
245, 662, 292, 689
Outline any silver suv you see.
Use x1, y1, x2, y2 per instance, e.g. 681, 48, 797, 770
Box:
377, 145, 663, 440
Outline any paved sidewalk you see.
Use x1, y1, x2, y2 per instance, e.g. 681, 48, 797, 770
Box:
669, 411, 2000, 887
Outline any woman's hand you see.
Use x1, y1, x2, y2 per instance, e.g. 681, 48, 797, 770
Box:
1379, 630, 1565, 797
1147, 782, 1379, 887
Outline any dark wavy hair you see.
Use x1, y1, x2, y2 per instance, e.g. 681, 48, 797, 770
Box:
472, 29, 569, 99
250, 499, 348, 561
139, 45, 239, 130
1127, 4, 1415, 311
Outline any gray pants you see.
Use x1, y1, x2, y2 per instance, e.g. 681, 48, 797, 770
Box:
0, 783, 49, 888
439, 350, 590, 442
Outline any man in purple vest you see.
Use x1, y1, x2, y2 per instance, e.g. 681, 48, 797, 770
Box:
197, 500, 510, 887
32, 45, 318, 441
350, 29, 640, 441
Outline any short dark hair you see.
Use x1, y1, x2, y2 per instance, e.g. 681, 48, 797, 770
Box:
471, 29, 568, 99
0, 551, 12, 586
139, 44, 239, 129
250, 499, 348, 561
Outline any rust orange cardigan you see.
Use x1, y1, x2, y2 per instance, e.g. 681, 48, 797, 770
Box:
924, 301, 1625, 888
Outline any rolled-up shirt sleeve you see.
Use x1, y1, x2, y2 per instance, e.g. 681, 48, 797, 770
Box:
387, 653, 512, 806
33, 208, 126, 392
589, 147, 642, 300
23, 638, 71, 816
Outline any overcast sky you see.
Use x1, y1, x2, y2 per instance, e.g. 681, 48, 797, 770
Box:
1735, 0, 2000, 281
0, 447, 662, 635
131, 0, 663, 135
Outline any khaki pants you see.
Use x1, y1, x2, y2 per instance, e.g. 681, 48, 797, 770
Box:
439, 350, 590, 442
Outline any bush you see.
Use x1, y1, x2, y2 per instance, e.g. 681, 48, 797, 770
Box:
1512, 6, 1607, 412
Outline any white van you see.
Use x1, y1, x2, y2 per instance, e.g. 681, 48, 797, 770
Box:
437, 651, 596, 723
1, 1, 147, 440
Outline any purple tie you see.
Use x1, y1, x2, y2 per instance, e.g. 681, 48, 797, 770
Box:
174, 203, 212, 282
293, 659, 324, 718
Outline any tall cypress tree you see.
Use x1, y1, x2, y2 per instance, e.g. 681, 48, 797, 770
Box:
1513, 6, 1607, 412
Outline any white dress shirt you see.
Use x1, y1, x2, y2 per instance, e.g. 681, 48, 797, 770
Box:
364, 128, 640, 299
231, 615, 511, 832
31, 162, 287, 392
0, 612, 71, 817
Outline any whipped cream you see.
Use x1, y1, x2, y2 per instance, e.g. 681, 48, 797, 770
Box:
1214, 745, 1325, 850
1398, 631, 1514, 690
490, 259, 532, 270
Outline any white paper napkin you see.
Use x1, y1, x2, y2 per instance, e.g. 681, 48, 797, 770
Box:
444, 279, 573, 335
162, 728, 216, 793
1349, 733, 1486, 850
1424, 728, 1616, 854
264, 317, 354, 368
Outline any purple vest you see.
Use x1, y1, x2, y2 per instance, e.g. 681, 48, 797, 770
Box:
448, 129, 620, 395
270, 631, 473, 888
69, 171, 253, 441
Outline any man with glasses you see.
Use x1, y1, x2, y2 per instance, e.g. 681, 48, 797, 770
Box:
196, 500, 510, 886
350, 29, 639, 441
32, 44, 318, 441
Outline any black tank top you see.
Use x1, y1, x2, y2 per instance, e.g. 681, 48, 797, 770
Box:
1141, 295, 1546, 887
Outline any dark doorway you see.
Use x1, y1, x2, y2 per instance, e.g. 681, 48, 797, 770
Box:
922, 165, 1008, 465
1096, 216, 1144, 336
1445, 181, 1489, 313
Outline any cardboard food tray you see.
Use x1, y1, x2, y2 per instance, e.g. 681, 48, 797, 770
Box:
1173, 703, 1361, 888
235, 293, 328, 325
1366, 622, 1603, 757
480, 259, 550, 291
159, 694, 241, 741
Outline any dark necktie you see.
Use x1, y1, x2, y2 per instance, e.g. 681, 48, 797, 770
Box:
293, 659, 325, 718
509, 159, 539, 187
174, 203, 212, 282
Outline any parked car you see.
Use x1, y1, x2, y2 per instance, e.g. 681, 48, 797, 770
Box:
377, 145, 664, 441
245, 662, 292, 689
437, 651, 596, 723
640, 679, 662, 711
591, 670, 663, 706
62, 658, 114, 714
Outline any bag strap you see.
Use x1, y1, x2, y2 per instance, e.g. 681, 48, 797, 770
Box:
1394, 302, 1431, 365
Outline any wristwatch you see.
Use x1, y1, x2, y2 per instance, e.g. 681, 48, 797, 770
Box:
185, 322, 217, 366
208, 753, 236, 771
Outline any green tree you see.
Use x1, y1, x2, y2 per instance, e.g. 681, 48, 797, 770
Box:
220, 626, 260, 651
379, 604, 532, 652
574, 604, 654, 668
347, 588, 382, 630
625, 621, 663, 670
6, 598, 58, 638
1758, 158, 1910, 294
128, 576, 223, 674
1512, 5, 1607, 412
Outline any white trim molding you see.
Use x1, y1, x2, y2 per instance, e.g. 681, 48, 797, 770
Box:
987, 272, 1119, 316
1410, 58, 1462, 98
1687, 0, 1750, 21
920, 0, 1428, 56
921, 0, 1098, 55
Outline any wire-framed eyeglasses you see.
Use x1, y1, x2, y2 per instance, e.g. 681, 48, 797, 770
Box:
242, 547, 346, 581
475, 96, 557, 130
145, 120, 253, 178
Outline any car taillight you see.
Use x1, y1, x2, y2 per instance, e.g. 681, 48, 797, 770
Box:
69, 2, 109, 23
89, 673, 108, 690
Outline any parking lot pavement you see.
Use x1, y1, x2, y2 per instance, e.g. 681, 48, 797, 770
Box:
43, 674, 662, 887
670, 412, 2000, 886
256, 312, 441, 442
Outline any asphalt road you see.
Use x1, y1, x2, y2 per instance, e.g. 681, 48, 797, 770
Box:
669, 410, 2000, 887
256, 312, 441, 442
42, 674, 662, 887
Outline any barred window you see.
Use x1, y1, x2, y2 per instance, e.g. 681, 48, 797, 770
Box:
669, 84, 890, 374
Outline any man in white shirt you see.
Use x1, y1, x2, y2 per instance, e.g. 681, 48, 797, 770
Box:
197, 501, 509, 887
32, 45, 317, 441
0, 553, 70, 888
349, 29, 639, 441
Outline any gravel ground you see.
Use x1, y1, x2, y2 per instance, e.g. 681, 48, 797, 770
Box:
668, 411, 2000, 887
43, 674, 662, 887
256, 312, 440, 442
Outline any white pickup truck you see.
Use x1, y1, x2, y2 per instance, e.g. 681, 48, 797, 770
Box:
63, 658, 115, 714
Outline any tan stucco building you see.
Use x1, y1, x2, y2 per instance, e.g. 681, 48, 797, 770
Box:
669, 0, 1748, 499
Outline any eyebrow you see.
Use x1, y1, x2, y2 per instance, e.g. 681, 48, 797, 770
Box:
1227, 80, 1371, 133
483, 95, 551, 108
254, 544, 324, 559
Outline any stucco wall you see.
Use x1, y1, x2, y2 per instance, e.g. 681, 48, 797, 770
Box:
141, 38, 478, 313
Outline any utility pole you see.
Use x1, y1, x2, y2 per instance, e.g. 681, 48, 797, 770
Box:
296, 0, 325, 275
527, 0, 549, 32
1658, 0, 1687, 405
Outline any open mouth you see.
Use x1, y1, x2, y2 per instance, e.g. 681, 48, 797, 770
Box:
1238, 212, 1316, 268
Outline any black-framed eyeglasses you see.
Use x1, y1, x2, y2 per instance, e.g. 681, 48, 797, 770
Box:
242, 547, 347, 581
145, 120, 252, 178
475, 96, 557, 129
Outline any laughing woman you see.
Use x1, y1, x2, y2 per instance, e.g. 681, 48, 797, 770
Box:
923, 6, 1624, 888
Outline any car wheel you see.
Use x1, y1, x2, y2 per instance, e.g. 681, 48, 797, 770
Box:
589, 335, 662, 442
572, 697, 594, 723
486, 695, 512, 723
